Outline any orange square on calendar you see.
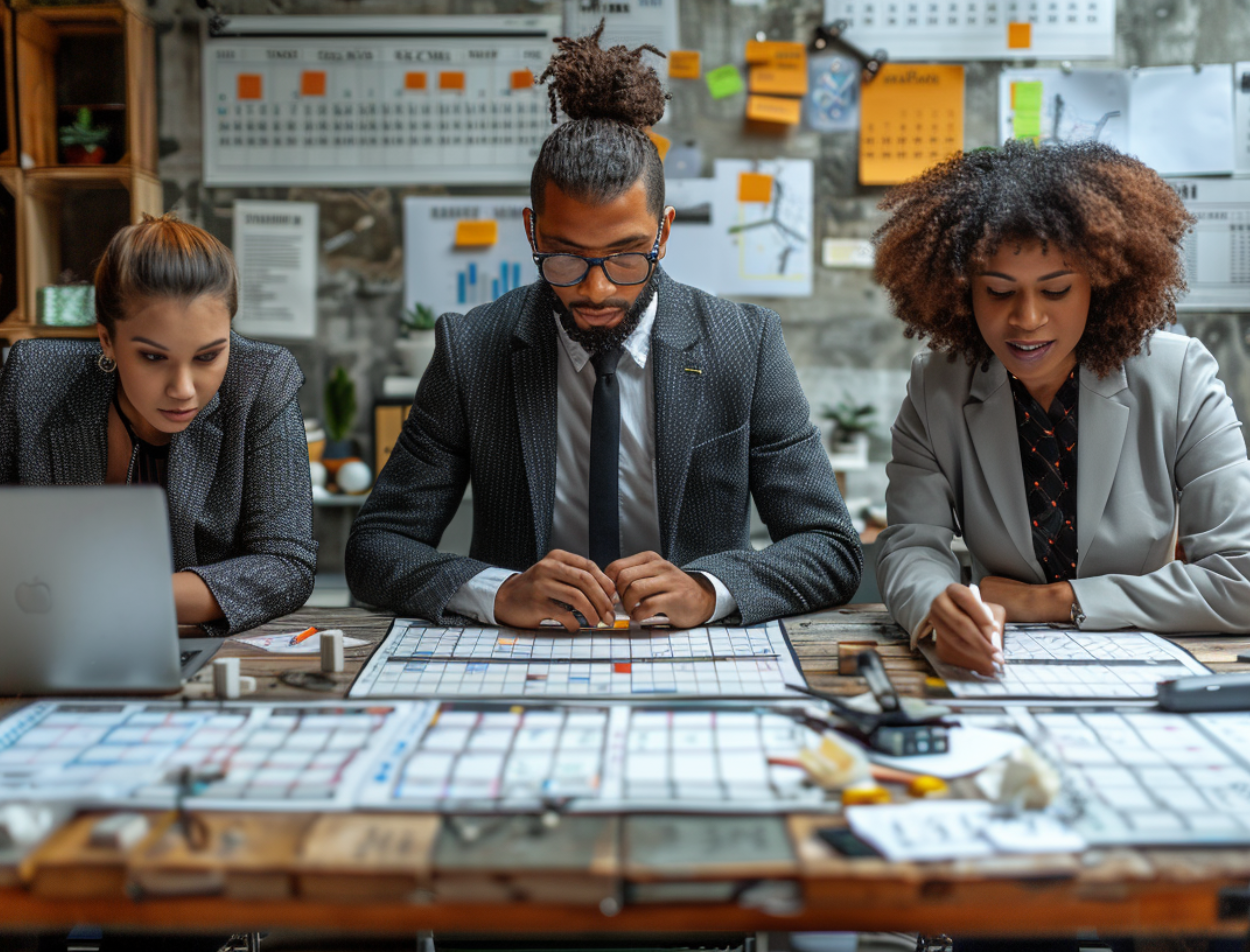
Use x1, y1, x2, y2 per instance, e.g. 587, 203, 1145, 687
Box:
404, 71, 427, 91
301, 71, 327, 96
510, 69, 535, 90
1007, 22, 1032, 49
439, 71, 466, 91
236, 74, 263, 100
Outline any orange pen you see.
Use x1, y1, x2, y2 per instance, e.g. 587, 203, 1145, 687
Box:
288, 626, 319, 646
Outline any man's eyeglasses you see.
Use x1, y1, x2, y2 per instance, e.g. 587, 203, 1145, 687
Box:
528, 214, 664, 288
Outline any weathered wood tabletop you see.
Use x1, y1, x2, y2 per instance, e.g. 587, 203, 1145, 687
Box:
0, 606, 1247, 940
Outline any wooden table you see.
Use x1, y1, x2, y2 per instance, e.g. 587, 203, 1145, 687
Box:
1, 607, 1248, 942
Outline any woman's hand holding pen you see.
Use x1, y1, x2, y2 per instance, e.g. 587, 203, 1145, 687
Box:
929, 583, 1006, 677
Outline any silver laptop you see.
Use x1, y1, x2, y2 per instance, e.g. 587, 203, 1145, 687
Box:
0, 486, 221, 695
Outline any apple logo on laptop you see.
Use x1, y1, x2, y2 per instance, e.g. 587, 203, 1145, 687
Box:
15, 579, 51, 614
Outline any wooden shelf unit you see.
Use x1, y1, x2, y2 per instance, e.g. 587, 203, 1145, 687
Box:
0, 6, 17, 168
0, 1, 159, 344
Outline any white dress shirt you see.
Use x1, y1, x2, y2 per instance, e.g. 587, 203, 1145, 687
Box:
446, 292, 737, 624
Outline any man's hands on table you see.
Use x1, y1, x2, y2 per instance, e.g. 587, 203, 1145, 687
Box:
493, 549, 716, 632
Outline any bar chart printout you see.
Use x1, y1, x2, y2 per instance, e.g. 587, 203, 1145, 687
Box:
404, 197, 535, 318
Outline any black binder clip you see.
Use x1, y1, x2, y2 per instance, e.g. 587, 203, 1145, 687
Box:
788, 649, 951, 757
810, 21, 888, 83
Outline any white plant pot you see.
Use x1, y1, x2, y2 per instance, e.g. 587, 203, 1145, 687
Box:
394, 333, 438, 379
828, 431, 870, 470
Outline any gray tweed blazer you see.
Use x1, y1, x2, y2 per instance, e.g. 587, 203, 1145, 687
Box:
346, 268, 862, 625
0, 333, 317, 636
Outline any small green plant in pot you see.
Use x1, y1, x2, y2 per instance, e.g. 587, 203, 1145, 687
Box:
58, 108, 110, 165
395, 303, 439, 379
323, 366, 358, 465
822, 391, 876, 461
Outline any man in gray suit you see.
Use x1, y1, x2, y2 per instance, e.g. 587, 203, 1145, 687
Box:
346, 27, 861, 630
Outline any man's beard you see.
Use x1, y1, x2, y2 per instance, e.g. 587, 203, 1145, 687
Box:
550, 272, 659, 355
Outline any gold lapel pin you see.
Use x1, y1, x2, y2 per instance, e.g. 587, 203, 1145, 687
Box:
683, 367, 702, 375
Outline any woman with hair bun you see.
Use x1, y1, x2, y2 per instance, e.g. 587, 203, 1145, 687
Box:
874, 141, 1250, 676
0, 214, 316, 635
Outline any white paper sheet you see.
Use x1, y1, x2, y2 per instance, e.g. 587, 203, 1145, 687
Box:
846, 800, 1084, 862
1128, 64, 1235, 176
1172, 176, 1250, 310
233, 200, 319, 340
562, 0, 678, 86
232, 630, 370, 655
1233, 62, 1250, 176
868, 727, 1025, 779
998, 69, 1129, 150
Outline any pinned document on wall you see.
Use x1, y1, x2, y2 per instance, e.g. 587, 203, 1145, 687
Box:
403, 198, 532, 320
662, 159, 814, 298
562, 0, 679, 77
1129, 65, 1236, 176
232, 200, 318, 340
804, 54, 860, 132
1232, 62, 1250, 175
823, 0, 1115, 60
998, 70, 1130, 150
1171, 177, 1250, 311
859, 65, 964, 186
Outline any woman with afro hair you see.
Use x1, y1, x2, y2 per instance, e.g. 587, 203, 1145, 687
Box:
873, 140, 1250, 676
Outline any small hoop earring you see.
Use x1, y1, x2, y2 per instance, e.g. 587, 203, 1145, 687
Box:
97, 353, 117, 373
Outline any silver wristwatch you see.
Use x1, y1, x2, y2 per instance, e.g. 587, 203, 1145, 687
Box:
1070, 595, 1086, 628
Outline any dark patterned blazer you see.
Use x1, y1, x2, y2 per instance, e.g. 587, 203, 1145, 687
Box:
347, 268, 862, 625
0, 333, 317, 635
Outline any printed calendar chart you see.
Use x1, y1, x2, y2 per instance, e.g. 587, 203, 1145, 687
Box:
203, 16, 559, 186
348, 620, 807, 700
824, 0, 1115, 60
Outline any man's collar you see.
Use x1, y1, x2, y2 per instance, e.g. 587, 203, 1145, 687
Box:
553, 292, 660, 373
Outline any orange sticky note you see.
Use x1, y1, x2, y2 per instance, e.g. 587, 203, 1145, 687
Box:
510, 69, 535, 90
745, 40, 806, 68
236, 74, 263, 101
745, 94, 802, 126
737, 171, 774, 203
1007, 22, 1032, 49
749, 64, 809, 96
668, 50, 701, 79
454, 220, 498, 247
404, 71, 427, 91
647, 130, 671, 160
439, 71, 466, 91
301, 71, 326, 97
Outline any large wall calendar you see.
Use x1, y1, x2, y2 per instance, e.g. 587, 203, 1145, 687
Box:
202, 16, 560, 186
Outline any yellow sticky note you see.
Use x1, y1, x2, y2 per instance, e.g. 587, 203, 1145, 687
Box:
454, 220, 498, 247
749, 64, 809, 97
510, 69, 535, 90
647, 130, 672, 160
859, 63, 965, 186
737, 171, 775, 203
1013, 80, 1043, 112
1007, 22, 1032, 50
668, 50, 701, 79
745, 40, 806, 69
745, 94, 802, 126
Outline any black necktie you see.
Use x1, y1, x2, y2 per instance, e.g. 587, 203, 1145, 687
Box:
589, 347, 624, 570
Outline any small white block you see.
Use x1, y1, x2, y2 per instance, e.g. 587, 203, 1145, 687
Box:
320, 629, 345, 673
213, 657, 241, 699
88, 812, 150, 851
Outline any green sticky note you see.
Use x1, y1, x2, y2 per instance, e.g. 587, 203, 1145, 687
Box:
706, 64, 745, 100
1014, 111, 1042, 138
1013, 81, 1043, 113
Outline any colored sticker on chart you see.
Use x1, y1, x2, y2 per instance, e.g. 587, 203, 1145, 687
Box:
301, 71, 327, 97
237, 74, 263, 100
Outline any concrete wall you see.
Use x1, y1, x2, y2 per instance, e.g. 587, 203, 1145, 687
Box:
151, 0, 1250, 543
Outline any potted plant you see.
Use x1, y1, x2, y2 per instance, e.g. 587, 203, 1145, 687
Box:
322, 366, 359, 476
58, 108, 110, 165
822, 392, 876, 466
394, 303, 438, 379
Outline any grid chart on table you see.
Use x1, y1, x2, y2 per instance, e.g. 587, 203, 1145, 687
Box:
1017, 709, 1250, 846
348, 621, 806, 700
925, 628, 1209, 699
202, 17, 557, 186
0, 701, 426, 811
824, 0, 1115, 60
357, 703, 830, 813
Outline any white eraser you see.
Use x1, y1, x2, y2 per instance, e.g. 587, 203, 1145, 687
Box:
320, 629, 345, 673
89, 812, 150, 851
213, 657, 241, 699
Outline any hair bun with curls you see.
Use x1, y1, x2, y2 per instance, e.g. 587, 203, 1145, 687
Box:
538, 19, 670, 128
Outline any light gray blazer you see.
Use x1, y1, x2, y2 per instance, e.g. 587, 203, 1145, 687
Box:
877, 332, 1250, 642
0, 334, 317, 636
